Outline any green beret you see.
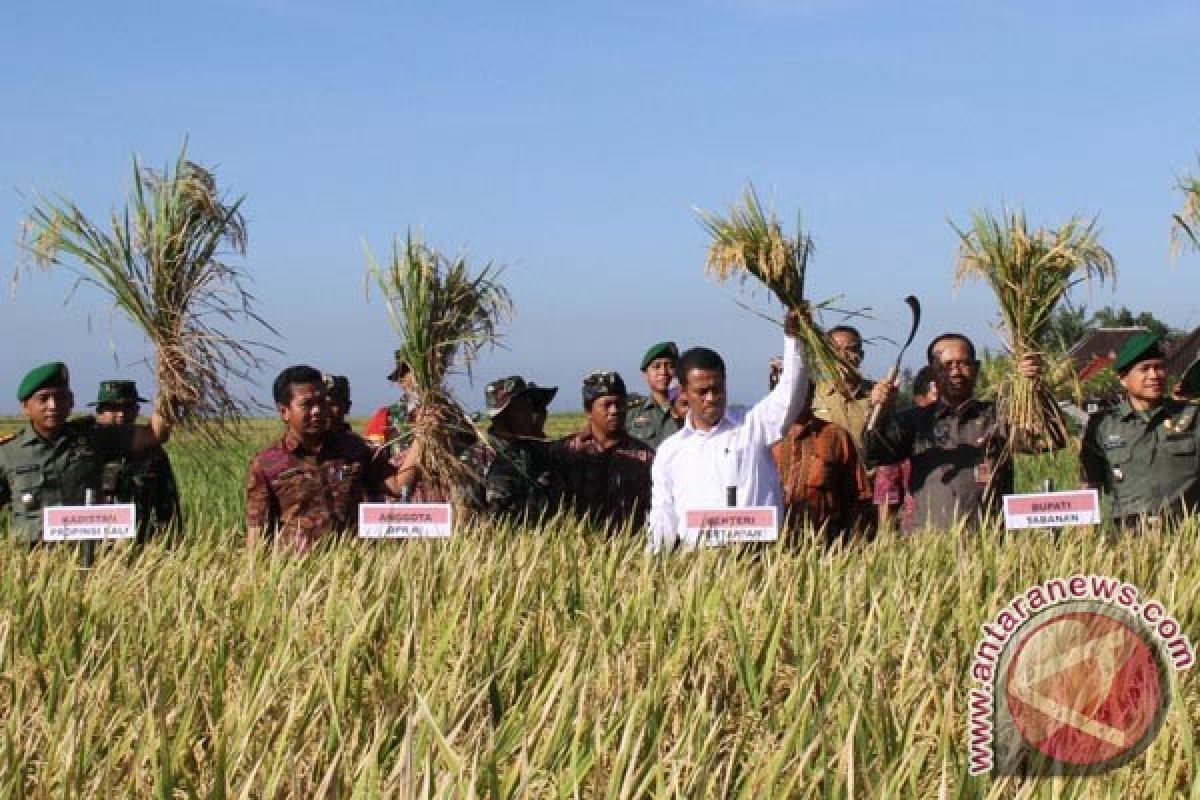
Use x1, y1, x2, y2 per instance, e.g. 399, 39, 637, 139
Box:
1113, 332, 1164, 374
639, 341, 679, 371
17, 362, 70, 403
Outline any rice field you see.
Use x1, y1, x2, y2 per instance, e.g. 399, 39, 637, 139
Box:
0, 415, 1196, 797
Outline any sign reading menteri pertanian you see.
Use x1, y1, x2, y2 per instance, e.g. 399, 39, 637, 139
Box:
358, 503, 453, 539
42, 504, 137, 541
685, 507, 778, 546
1003, 489, 1101, 530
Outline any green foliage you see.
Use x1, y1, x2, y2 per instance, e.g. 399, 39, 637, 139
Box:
1089, 305, 1174, 340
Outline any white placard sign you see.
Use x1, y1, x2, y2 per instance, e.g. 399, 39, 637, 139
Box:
686, 506, 778, 546
1002, 489, 1101, 530
358, 503, 453, 539
42, 504, 137, 541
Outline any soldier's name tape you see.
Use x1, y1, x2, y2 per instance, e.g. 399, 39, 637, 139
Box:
358, 503, 453, 539
1002, 490, 1101, 530
42, 504, 137, 541
685, 507, 778, 546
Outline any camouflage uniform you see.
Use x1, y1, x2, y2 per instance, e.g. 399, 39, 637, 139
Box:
547, 426, 654, 532
772, 415, 873, 544
462, 432, 554, 519
101, 446, 181, 543
0, 419, 134, 543
624, 394, 681, 449
245, 429, 383, 551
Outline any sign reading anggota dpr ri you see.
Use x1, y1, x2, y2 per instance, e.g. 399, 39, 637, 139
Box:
968, 575, 1194, 777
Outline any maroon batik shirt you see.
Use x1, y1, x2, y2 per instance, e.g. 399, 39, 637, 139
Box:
245, 429, 382, 550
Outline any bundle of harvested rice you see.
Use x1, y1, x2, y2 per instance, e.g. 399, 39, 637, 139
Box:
696, 185, 846, 384
953, 208, 1116, 451
366, 232, 511, 499
1172, 170, 1200, 256
26, 143, 275, 443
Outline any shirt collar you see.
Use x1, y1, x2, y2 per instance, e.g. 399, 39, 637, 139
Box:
681, 413, 734, 437
933, 396, 981, 419
282, 430, 326, 456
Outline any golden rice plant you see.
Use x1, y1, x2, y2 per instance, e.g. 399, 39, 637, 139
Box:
953, 208, 1116, 452
25, 142, 275, 443
696, 185, 847, 384
366, 232, 511, 500
1172, 169, 1200, 256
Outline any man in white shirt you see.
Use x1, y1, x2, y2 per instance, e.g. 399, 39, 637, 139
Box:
647, 310, 807, 552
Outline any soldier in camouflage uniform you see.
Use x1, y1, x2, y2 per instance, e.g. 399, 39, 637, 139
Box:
548, 370, 654, 533
92, 380, 182, 543
0, 362, 173, 544
246, 365, 400, 551
323, 374, 354, 435
462, 376, 557, 520
364, 351, 417, 455
625, 341, 683, 449
1081, 333, 1200, 530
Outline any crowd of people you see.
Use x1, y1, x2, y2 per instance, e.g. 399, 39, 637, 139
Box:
3, 317, 1200, 550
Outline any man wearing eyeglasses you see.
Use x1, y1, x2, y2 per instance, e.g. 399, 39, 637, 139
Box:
864, 333, 1047, 530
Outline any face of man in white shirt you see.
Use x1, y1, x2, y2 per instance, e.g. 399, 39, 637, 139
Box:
681, 367, 727, 431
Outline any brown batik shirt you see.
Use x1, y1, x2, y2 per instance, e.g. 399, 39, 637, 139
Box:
771, 415, 873, 542
547, 426, 654, 532
245, 429, 384, 550
863, 398, 1013, 530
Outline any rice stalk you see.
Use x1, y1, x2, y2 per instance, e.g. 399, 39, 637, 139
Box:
695, 185, 847, 384
24, 141, 276, 444
952, 208, 1116, 452
1171, 170, 1200, 258
365, 231, 512, 502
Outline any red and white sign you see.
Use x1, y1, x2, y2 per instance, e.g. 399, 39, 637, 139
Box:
1003, 490, 1101, 530
358, 503, 453, 539
685, 507, 778, 546
42, 504, 137, 541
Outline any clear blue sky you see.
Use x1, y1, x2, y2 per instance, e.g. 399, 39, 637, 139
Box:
3, 0, 1200, 414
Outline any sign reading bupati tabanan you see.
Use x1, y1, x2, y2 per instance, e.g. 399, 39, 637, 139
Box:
42, 504, 137, 541
1003, 490, 1101, 530
358, 503, 453, 539
685, 507, 778, 546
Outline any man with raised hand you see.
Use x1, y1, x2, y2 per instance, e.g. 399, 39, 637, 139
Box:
647, 310, 807, 553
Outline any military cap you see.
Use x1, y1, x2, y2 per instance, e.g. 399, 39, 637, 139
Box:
483, 376, 557, 418
1114, 332, 1165, 374
386, 350, 412, 382
640, 341, 680, 371
88, 380, 147, 407
17, 362, 70, 403
583, 370, 628, 408
324, 374, 350, 402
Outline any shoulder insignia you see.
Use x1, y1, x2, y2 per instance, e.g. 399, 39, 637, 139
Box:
1175, 406, 1198, 433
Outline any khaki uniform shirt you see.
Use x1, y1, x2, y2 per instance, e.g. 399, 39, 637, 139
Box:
864, 398, 1012, 530
1080, 399, 1200, 521
812, 380, 874, 452
0, 418, 133, 543
625, 394, 681, 449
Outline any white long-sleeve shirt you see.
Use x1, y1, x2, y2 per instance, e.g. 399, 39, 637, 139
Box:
647, 334, 807, 553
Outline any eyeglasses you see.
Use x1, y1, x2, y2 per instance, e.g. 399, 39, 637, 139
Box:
936, 359, 978, 372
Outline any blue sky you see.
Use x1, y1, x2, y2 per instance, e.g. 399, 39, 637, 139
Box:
3, 0, 1200, 414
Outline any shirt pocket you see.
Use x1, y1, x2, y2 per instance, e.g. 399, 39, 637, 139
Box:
12, 464, 45, 511
1164, 434, 1197, 461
